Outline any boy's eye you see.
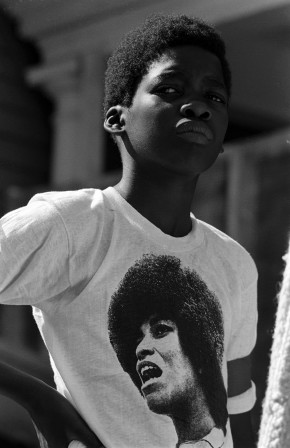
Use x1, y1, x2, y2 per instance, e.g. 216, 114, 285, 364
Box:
207, 92, 227, 105
155, 86, 179, 95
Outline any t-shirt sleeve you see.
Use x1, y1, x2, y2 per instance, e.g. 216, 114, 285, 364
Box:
0, 198, 70, 306
227, 252, 258, 361
226, 250, 258, 414
227, 381, 256, 415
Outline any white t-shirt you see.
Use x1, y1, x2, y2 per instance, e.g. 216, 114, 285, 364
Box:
0, 187, 257, 448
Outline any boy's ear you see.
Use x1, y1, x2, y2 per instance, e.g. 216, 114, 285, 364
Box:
104, 105, 126, 135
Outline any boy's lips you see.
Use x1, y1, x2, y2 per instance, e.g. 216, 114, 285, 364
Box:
176, 118, 213, 143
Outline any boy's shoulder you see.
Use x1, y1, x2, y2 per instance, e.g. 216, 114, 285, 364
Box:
27, 188, 107, 231
197, 218, 257, 278
29, 188, 103, 210
198, 218, 248, 252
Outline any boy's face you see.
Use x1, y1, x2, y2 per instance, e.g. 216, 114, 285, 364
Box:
121, 45, 229, 177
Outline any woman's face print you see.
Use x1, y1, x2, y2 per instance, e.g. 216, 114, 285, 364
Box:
135, 315, 197, 415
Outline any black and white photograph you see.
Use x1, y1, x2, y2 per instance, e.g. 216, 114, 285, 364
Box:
0, 1, 290, 447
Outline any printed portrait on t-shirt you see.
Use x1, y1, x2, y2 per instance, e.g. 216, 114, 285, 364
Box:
108, 254, 227, 447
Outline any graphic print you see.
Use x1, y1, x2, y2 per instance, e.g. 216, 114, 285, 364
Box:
108, 254, 227, 447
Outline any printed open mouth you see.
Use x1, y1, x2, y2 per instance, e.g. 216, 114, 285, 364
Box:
138, 361, 162, 383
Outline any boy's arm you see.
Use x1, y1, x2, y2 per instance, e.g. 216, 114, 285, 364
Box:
228, 355, 256, 448
0, 360, 103, 448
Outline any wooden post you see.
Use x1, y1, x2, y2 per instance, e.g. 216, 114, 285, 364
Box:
27, 54, 106, 188
225, 146, 259, 252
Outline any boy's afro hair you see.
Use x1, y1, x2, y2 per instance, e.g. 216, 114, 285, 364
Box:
104, 14, 231, 116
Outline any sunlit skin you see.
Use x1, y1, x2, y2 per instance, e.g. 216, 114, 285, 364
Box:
135, 316, 215, 444
104, 45, 229, 238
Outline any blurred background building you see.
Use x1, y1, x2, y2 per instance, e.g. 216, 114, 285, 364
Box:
0, 0, 290, 446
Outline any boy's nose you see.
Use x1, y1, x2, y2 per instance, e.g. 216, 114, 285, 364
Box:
180, 102, 212, 121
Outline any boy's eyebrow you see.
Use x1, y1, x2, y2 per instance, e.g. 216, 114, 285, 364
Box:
154, 70, 185, 82
204, 77, 227, 91
153, 71, 227, 92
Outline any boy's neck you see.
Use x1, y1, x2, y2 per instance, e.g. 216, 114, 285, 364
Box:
114, 167, 198, 238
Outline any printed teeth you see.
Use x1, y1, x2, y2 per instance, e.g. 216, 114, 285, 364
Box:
140, 364, 162, 382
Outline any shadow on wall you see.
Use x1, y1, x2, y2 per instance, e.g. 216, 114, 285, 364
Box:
0, 8, 53, 218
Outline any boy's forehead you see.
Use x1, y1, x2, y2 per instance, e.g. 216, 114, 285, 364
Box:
145, 45, 224, 82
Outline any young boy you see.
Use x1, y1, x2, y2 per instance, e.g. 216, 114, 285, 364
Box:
0, 14, 257, 448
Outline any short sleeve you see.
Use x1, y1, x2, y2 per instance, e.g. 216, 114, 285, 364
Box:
226, 252, 258, 414
0, 198, 70, 305
227, 381, 256, 414
227, 253, 258, 361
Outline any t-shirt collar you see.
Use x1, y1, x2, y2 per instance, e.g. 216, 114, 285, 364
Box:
178, 427, 224, 448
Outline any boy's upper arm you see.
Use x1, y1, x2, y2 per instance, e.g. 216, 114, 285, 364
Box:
227, 262, 258, 362
228, 356, 256, 447
227, 354, 256, 415
226, 250, 258, 398
226, 252, 258, 415
229, 412, 256, 448
227, 355, 251, 398
0, 199, 70, 306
